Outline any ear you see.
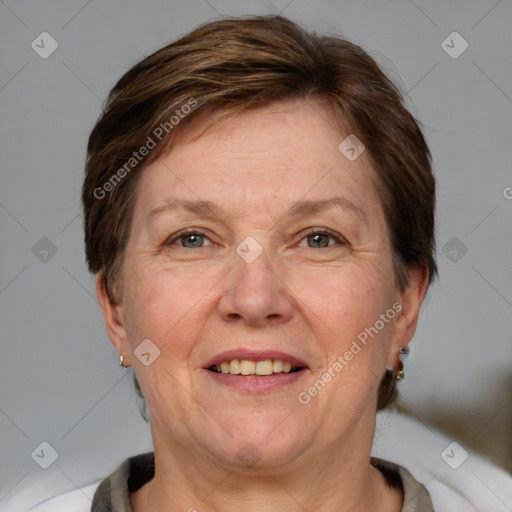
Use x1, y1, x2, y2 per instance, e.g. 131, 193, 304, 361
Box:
388, 264, 429, 367
95, 272, 131, 366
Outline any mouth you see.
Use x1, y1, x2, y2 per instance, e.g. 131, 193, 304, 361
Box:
203, 350, 309, 387
208, 358, 305, 376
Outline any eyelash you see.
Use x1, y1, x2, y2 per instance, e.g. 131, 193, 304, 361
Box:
165, 227, 346, 249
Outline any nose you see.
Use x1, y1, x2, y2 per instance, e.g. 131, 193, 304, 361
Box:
217, 247, 294, 328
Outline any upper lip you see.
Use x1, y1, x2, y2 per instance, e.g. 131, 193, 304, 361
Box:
204, 350, 308, 369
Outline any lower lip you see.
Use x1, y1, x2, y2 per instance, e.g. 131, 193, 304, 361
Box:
206, 369, 307, 392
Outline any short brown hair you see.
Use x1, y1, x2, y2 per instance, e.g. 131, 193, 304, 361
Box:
83, 15, 437, 411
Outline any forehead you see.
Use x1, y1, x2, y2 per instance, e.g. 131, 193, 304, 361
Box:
135, 99, 382, 222
172, 99, 351, 172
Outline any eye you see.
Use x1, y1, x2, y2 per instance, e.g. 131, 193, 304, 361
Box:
166, 230, 213, 249
164, 228, 345, 250
298, 229, 345, 249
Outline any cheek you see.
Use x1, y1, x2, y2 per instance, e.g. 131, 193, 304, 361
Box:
292, 261, 394, 336
122, 265, 183, 344
122, 263, 217, 363
121, 268, 199, 406
290, 265, 396, 408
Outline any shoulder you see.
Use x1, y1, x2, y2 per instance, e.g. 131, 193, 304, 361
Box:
29, 452, 155, 512
90, 452, 154, 512
371, 456, 435, 511
373, 412, 512, 512
371, 455, 490, 512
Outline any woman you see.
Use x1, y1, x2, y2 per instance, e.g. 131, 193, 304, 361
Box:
84, 15, 437, 511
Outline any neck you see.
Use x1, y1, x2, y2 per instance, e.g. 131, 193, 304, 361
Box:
131, 415, 402, 512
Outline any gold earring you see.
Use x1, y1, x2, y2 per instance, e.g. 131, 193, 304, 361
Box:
392, 360, 404, 381
394, 368, 405, 381
119, 354, 125, 367
393, 346, 407, 381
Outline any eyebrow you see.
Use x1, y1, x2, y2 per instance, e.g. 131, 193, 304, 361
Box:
147, 196, 368, 224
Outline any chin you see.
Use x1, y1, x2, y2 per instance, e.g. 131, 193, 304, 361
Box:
204, 414, 310, 471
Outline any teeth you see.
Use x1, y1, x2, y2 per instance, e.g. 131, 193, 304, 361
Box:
211, 359, 300, 376
273, 359, 283, 373
255, 360, 273, 375
229, 360, 241, 374
240, 360, 256, 375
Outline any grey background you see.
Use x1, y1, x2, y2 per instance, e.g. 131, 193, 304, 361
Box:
1, 0, 511, 510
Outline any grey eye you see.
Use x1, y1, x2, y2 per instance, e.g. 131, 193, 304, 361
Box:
304, 232, 338, 248
180, 233, 205, 248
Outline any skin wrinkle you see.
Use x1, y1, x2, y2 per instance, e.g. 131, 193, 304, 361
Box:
96, 99, 426, 512
146, 196, 369, 230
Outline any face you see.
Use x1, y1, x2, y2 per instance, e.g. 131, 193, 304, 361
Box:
99, 99, 421, 471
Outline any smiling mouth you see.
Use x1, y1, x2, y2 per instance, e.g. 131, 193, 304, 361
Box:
208, 359, 305, 376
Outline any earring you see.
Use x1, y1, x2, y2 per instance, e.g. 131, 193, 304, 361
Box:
119, 354, 126, 367
392, 346, 407, 381
393, 367, 405, 381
